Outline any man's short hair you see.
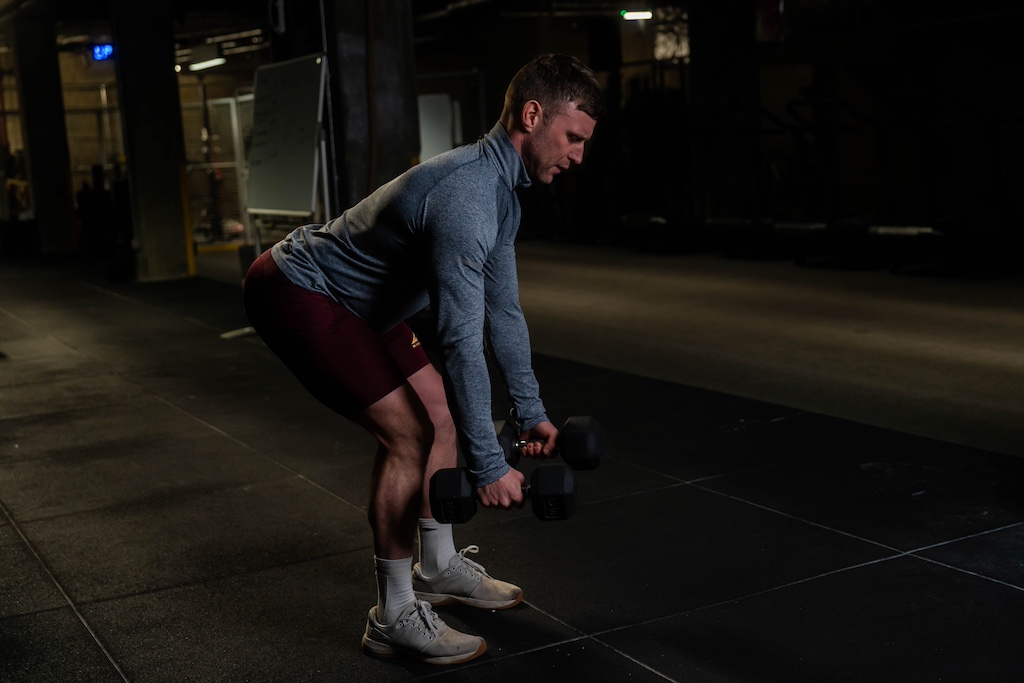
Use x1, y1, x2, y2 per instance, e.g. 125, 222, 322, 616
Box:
501, 54, 605, 122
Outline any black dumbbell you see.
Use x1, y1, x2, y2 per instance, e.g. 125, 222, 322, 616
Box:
429, 464, 576, 524
495, 415, 607, 470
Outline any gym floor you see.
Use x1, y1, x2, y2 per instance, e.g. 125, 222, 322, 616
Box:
2, 238, 1023, 682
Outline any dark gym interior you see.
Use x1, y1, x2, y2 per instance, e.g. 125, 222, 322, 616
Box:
1, 1, 1023, 681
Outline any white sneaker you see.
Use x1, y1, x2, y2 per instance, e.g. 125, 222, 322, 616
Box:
413, 545, 523, 610
361, 600, 486, 665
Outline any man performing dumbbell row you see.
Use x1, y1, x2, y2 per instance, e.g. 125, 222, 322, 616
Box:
430, 464, 577, 524
496, 415, 607, 470
243, 54, 605, 666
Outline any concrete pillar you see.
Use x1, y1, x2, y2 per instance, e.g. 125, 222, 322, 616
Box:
329, 0, 420, 208
11, 14, 74, 255
110, 0, 193, 280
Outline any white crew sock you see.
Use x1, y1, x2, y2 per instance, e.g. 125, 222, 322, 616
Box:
417, 517, 458, 576
374, 556, 416, 624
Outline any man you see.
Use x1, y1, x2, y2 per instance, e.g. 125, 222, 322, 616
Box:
243, 53, 603, 665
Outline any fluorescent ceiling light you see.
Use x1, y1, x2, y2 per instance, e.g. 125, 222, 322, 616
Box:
187, 43, 225, 71
621, 10, 653, 20
189, 57, 226, 71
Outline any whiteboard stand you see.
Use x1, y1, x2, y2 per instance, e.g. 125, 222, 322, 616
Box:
318, 131, 332, 221
245, 53, 331, 247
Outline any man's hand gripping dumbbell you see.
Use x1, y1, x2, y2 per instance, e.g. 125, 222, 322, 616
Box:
429, 464, 577, 523
469, 418, 559, 513
431, 418, 563, 523
496, 415, 607, 470
429, 416, 607, 523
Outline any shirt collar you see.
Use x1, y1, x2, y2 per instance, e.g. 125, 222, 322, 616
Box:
483, 121, 532, 191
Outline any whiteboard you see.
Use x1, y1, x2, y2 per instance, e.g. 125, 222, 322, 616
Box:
418, 93, 453, 162
246, 53, 326, 216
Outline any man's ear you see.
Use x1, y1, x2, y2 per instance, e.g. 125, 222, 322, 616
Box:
521, 100, 542, 132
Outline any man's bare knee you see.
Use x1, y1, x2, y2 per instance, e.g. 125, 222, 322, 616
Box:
357, 385, 433, 458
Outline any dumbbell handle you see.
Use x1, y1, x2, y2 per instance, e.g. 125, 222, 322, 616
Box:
516, 466, 577, 521
498, 417, 604, 471
480, 477, 556, 504
430, 465, 575, 523
512, 438, 547, 453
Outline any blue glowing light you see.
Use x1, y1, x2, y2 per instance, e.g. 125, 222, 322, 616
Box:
93, 44, 114, 61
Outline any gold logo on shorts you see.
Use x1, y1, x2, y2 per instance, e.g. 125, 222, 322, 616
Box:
411, 333, 421, 349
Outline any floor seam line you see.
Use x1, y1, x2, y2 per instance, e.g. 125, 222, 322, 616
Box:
0, 498, 132, 682
690, 482, 905, 552
581, 553, 906, 641
148, 393, 366, 513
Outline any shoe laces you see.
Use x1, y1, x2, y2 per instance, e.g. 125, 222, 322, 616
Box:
453, 545, 491, 578
399, 600, 441, 638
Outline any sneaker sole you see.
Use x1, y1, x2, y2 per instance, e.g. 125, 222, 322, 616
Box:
414, 591, 523, 610
361, 635, 487, 665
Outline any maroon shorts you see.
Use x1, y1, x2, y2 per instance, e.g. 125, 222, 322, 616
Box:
242, 249, 430, 416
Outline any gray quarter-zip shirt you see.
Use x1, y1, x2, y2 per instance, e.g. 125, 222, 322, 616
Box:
271, 122, 548, 487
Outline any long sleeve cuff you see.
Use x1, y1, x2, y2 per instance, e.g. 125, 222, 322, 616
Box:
468, 450, 511, 488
